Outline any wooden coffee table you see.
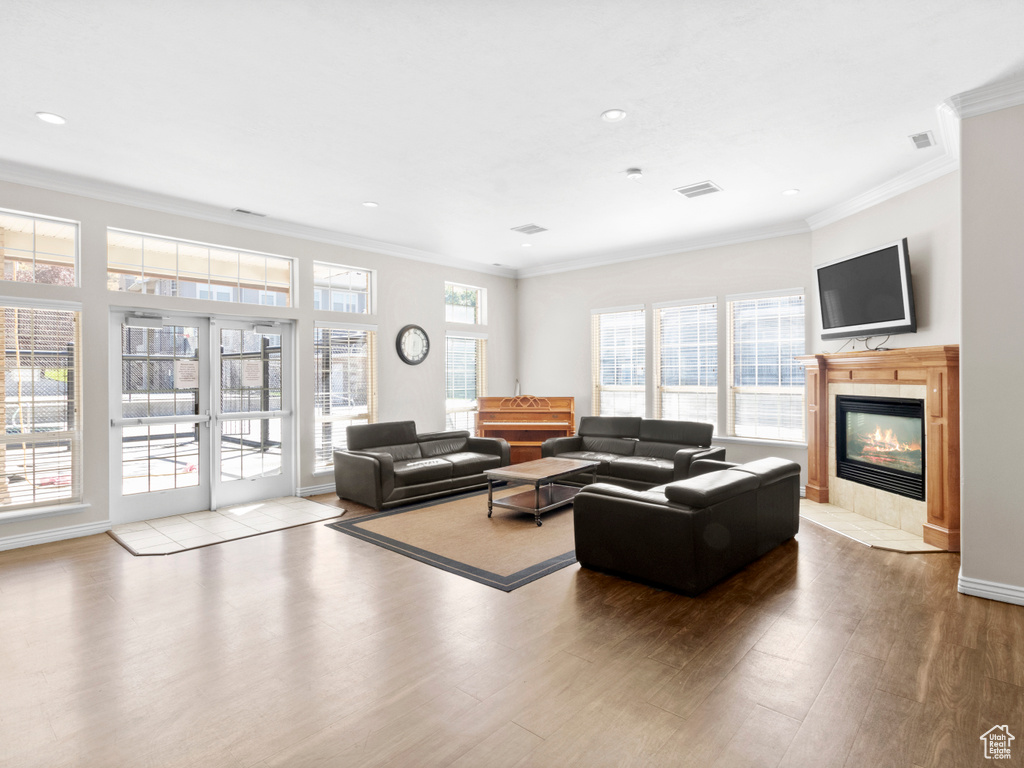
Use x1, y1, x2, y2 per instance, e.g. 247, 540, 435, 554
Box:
484, 457, 599, 526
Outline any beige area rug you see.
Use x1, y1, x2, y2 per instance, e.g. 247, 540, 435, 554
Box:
325, 486, 577, 591
109, 497, 346, 555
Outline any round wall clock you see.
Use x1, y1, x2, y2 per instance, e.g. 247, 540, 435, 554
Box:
396, 324, 430, 365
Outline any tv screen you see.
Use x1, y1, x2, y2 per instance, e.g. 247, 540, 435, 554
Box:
817, 238, 916, 340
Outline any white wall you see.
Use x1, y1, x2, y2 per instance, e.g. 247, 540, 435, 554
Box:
959, 103, 1024, 602
0, 179, 517, 547
517, 233, 813, 477
809, 172, 961, 352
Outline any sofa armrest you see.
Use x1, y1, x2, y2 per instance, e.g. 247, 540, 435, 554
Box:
672, 445, 726, 478
333, 450, 395, 510
467, 436, 511, 466
541, 435, 582, 457
689, 457, 738, 477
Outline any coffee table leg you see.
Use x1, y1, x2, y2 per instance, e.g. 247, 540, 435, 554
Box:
535, 482, 543, 526
487, 479, 494, 517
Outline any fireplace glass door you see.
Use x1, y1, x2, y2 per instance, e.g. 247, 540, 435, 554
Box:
836, 395, 925, 500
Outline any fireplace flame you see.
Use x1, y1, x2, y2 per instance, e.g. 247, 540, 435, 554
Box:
866, 426, 920, 453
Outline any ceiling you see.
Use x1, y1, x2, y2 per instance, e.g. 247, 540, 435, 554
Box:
2, 1, 1023, 276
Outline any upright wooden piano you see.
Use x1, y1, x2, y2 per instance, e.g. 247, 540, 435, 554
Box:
476, 395, 575, 464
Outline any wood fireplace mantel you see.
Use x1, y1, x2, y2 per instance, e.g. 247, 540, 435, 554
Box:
797, 345, 960, 551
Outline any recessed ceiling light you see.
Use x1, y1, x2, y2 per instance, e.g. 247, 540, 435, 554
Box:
362, 201, 379, 208
625, 168, 643, 180
601, 109, 627, 122
782, 188, 800, 196
35, 112, 66, 125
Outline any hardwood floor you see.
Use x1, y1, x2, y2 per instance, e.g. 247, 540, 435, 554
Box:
2, 502, 1021, 768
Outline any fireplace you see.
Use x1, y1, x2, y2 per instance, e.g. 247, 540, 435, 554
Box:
836, 395, 925, 501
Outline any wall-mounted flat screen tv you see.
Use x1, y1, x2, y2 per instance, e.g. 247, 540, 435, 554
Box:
816, 238, 917, 341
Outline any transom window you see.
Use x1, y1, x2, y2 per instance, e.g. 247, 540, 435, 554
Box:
655, 300, 717, 430
0, 209, 77, 286
107, 229, 292, 307
445, 282, 485, 324
313, 326, 377, 469
313, 263, 372, 314
728, 293, 805, 441
592, 307, 645, 417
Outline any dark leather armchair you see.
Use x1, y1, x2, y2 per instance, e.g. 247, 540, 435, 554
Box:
572, 458, 801, 595
334, 421, 510, 510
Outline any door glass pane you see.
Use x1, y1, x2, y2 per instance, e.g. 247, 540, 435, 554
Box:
120, 324, 201, 494
220, 329, 282, 480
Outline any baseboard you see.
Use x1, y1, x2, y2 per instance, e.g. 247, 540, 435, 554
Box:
298, 481, 336, 497
0, 520, 111, 552
958, 570, 1024, 607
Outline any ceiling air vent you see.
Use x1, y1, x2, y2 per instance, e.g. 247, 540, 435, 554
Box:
511, 223, 548, 235
232, 208, 267, 217
675, 181, 722, 199
909, 131, 935, 150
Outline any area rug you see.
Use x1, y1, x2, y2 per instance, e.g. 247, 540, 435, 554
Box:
325, 487, 577, 591
109, 497, 346, 555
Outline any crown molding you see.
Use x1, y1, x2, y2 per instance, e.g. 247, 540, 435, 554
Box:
0, 160, 516, 279
946, 75, 1024, 119
516, 221, 810, 279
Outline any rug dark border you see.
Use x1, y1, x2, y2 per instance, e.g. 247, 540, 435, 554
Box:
325, 490, 577, 592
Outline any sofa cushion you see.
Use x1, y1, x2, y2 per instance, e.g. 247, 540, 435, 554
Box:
420, 432, 470, 457
639, 419, 713, 447
664, 470, 759, 507
609, 456, 675, 485
366, 442, 422, 462
580, 436, 637, 455
392, 457, 453, 486
442, 451, 502, 477
578, 416, 642, 439
347, 420, 418, 451
634, 440, 684, 460
556, 450, 621, 472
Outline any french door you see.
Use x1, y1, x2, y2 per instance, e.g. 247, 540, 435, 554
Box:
109, 313, 294, 524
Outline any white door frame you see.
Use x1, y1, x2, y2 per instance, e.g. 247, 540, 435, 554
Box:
109, 311, 296, 523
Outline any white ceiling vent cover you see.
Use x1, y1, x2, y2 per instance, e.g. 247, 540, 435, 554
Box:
511, 223, 548, 235
675, 181, 722, 198
909, 131, 936, 149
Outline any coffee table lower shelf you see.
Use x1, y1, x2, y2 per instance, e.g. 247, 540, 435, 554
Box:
489, 484, 580, 526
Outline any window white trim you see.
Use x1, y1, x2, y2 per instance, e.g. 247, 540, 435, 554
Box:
0, 207, 80, 287
591, 303, 645, 314
725, 287, 805, 302
312, 261, 374, 315
652, 296, 717, 310
446, 330, 488, 340
314, 320, 378, 332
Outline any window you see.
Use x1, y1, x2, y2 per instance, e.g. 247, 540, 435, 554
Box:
655, 300, 717, 430
592, 308, 645, 417
445, 282, 485, 324
0, 210, 77, 285
445, 335, 486, 433
1, 306, 81, 509
313, 263, 372, 313
313, 327, 377, 470
728, 293, 805, 441
107, 230, 293, 307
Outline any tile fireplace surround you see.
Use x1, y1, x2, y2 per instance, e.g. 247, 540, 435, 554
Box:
798, 345, 960, 551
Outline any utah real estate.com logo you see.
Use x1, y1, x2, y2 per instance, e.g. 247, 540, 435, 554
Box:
980, 725, 1015, 760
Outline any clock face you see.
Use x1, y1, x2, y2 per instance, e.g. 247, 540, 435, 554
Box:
396, 324, 429, 365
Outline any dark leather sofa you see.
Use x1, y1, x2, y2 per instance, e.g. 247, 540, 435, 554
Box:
334, 421, 510, 510
572, 457, 801, 595
541, 416, 725, 489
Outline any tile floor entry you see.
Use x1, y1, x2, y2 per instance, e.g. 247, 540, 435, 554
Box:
799, 498, 944, 553
109, 497, 344, 555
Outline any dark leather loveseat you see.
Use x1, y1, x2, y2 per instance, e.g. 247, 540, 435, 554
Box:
334, 421, 510, 510
572, 457, 801, 595
541, 416, 725, 489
